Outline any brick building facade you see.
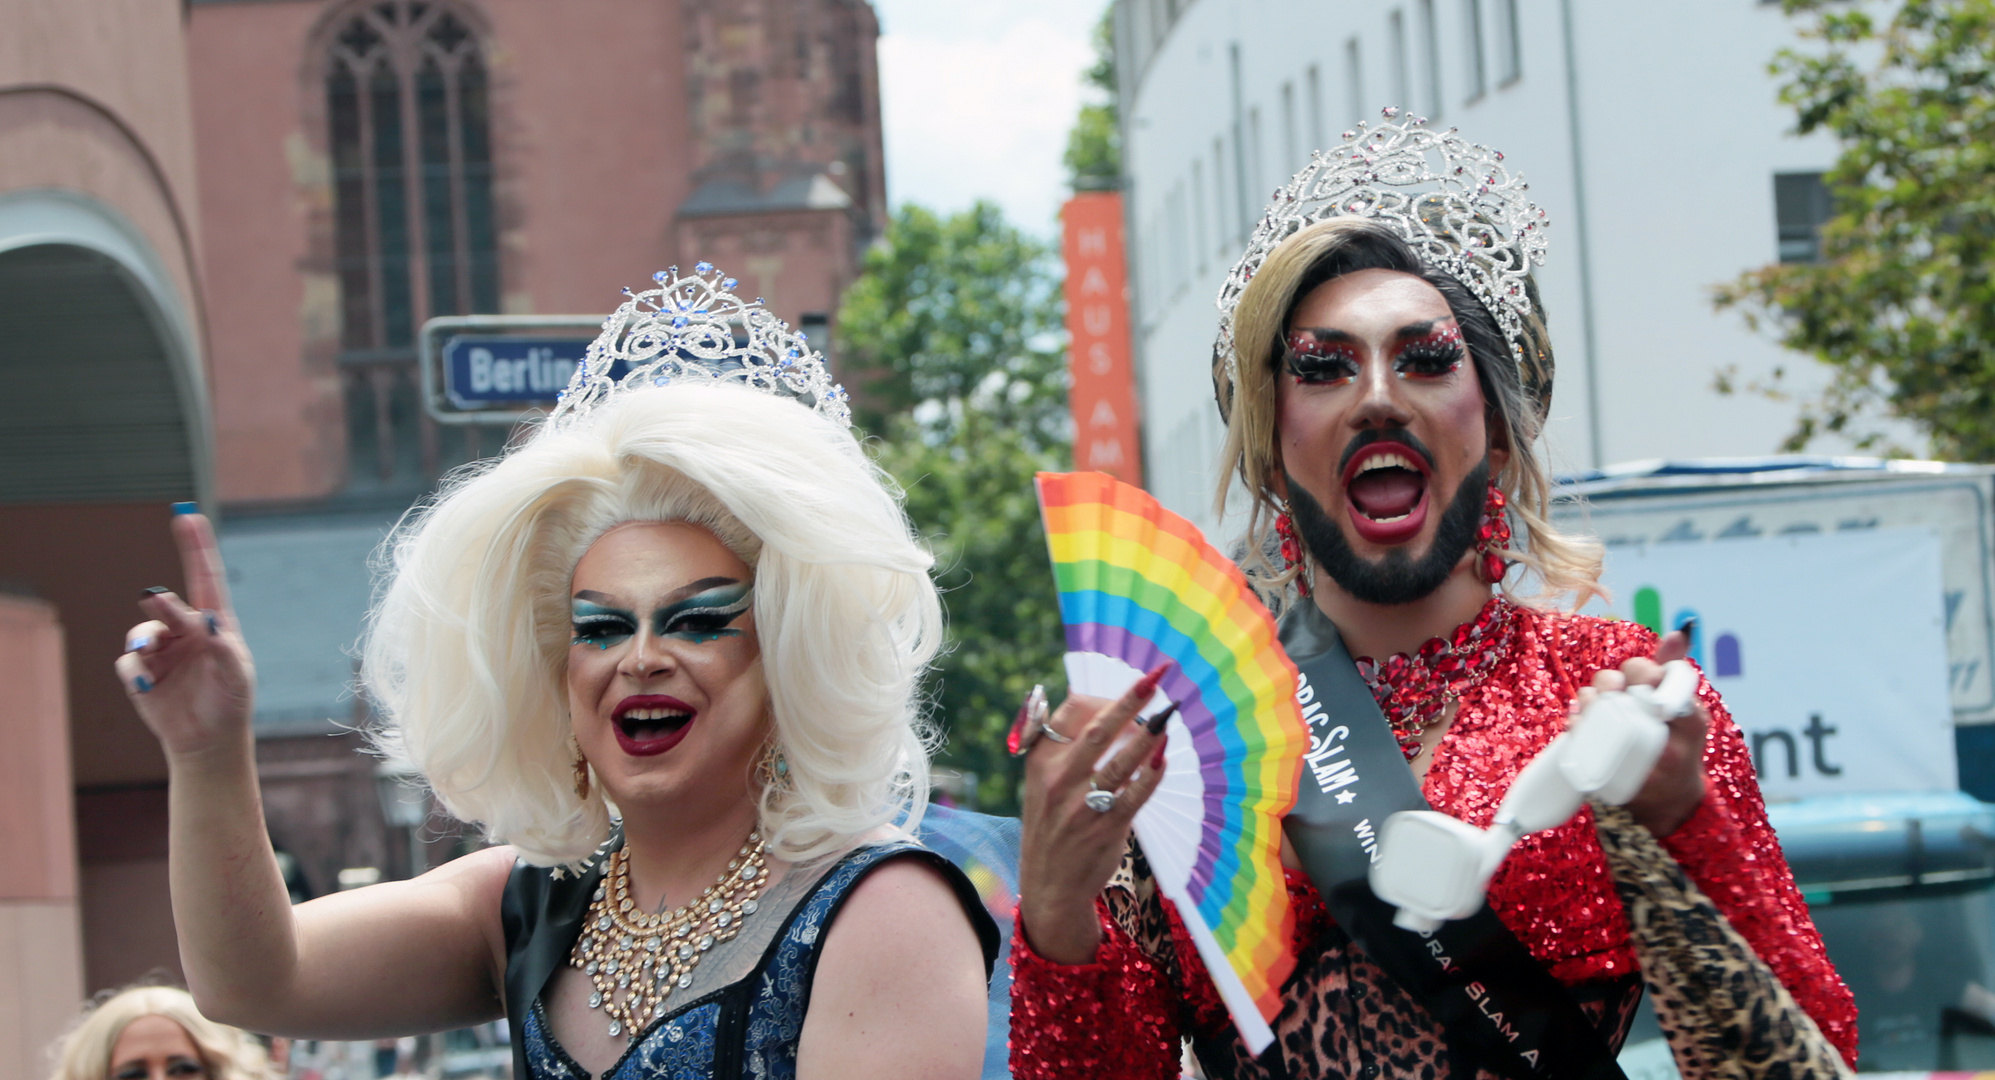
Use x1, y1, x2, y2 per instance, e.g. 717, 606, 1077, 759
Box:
0, 0, 887, 1035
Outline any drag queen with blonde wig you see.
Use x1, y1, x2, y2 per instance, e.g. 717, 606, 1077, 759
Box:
114, 266, 997, 1080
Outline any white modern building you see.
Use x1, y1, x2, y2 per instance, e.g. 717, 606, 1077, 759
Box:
1112, 0, 1889, 534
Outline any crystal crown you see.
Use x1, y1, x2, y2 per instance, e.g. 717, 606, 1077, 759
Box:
549, 263, 850, 429
1216, 109, 1551, 412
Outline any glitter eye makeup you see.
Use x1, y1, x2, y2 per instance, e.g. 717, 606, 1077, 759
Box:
654, 581, 753, 644
572, 599, 637, 650
1392, 323, 1466, 379
1283, 330, 1362, 385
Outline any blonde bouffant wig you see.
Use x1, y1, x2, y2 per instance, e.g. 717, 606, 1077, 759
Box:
362, 382, 944, 866
49, 984, 270, 1080
1213, 217, 1602, 609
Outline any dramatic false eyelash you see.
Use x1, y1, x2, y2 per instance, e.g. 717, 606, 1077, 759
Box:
658, 586, 755, 637
1393, 325, 1467, 376
571, 614, 635, 650
1395, 341, 1467, 374
1283, 334, 1362, 382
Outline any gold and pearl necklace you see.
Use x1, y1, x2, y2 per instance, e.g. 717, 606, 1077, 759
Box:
570, 832, 770, 1039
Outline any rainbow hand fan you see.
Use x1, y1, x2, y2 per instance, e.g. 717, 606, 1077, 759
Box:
1035, 471, 1309, 1053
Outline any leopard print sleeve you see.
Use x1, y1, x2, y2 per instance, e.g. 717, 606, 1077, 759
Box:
1660, 677, 1861, 1066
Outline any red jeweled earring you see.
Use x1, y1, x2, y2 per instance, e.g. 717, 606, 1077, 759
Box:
1476, 481, 1512, 585
1275, 508, 1311, 597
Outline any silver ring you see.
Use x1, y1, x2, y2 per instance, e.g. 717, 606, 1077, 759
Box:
1010, 685, 1058, 756
1029, 684, 1073, 743
1084, 779, 1117, 813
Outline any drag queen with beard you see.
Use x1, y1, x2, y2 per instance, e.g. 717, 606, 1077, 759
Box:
1007, 116, 1855, 1078
113, 267, 996, 1080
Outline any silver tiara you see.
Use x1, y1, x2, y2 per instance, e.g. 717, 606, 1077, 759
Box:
1216, 109, 1551, 409
548, 263, 851, 429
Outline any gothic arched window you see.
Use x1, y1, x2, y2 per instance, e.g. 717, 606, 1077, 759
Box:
327, 1, 498, 355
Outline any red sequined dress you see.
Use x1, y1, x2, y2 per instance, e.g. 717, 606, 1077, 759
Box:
1008, 599, 1857, 1079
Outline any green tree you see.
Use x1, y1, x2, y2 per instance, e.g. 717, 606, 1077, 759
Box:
1064, 10, 1121, 191
837, 202, 1070, 812
838, 202, 1068, 447
875, 416, 1069, 812
1714, 0, 1995, 459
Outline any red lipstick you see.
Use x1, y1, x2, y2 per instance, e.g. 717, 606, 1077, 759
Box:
1340, 441, 1432, 546
611, 694, 698, 757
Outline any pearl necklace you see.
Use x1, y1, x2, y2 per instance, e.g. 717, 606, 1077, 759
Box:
570, 832, 770, 1039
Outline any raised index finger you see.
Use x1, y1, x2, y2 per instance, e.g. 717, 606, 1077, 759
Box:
172, 511, 235, 624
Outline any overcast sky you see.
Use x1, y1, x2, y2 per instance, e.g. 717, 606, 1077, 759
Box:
872, 0, 1104, 236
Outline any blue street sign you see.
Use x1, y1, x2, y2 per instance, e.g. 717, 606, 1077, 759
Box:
439, 335, 631, 408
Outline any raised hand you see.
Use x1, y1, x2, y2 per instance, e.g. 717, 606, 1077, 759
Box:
114, 511, 256, 758
1569, 626, 1709, 837
1016, 666, 1171, 965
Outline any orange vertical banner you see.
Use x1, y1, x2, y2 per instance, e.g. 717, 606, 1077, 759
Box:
1062, 192, 1143, 487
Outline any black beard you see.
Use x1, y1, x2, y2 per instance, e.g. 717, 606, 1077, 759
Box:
1288, 457, 1490, 606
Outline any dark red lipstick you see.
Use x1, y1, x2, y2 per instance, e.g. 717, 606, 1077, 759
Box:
612, 694, 698, 756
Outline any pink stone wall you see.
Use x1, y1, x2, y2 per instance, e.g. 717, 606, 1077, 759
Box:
0, 595, 85, 1080
190, 0, 701, 503
188, 1, 344, 503
190, 0, 881, 505
482, 0, 693, 314
0, 0, 208, 1013
0, 0, 206, 355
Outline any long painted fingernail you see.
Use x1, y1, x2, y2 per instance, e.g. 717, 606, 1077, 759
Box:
133, 675, 152, 694
1145, 702, 1179, 736
143, 586, 170, 596
1007, 701, 1032, 756
171, 501, 198, 515
127, 636, 151, 653
1676, 616, 1697, 637
1151, 735, 1168, 770
203, 611, 219, 636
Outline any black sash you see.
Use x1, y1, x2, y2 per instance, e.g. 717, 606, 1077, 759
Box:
1277, 600, 1626, 1080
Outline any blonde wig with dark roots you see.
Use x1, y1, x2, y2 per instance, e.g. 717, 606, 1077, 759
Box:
1213, 218, 1602, 609
361, 382, 944, 867
49, 984, 270, 1080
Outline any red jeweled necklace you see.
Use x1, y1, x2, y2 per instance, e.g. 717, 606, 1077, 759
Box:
1354, 595, 1515, 760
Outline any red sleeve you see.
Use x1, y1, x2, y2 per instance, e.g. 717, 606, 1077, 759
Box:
1660, 679, 1860, 1066
1007, 904, 1185, 1080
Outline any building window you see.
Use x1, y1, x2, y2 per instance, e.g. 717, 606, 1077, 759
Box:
1462, 0, 1487, 102
1495, 0, 1522, 84
1247, 106, 1265, 207
1191, 159, 1208, 274
1345, 37, 1364, 127
327, 0, 499, 356
1389, 9, 1411, 110
1419, 0, 1443, 119
1306, 64, 1325, 152
1212, 139, 1229, 253
1281, 82, 1298, 176
1775, 171, 1833, 263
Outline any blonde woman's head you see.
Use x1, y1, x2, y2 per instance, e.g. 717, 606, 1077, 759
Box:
49, 985, 267, 1080
363, 381, 945, 866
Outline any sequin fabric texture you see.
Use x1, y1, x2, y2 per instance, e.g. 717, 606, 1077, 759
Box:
523, 842, 922, 1080
1009, 605, 1859, 1078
